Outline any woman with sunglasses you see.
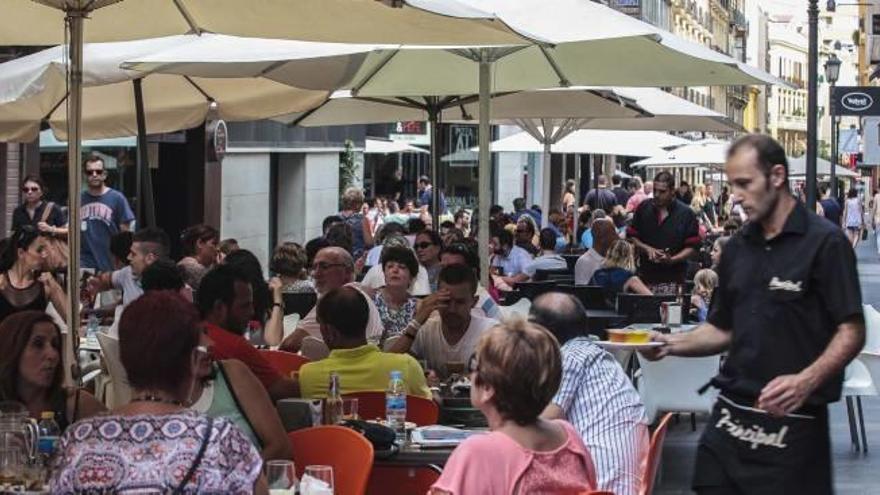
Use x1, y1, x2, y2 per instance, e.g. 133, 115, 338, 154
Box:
0, 311, 104, 428
12, 176, 68, 236
0, 227, 67, 324
431, 318, 596, 494
413, 230, 443, 292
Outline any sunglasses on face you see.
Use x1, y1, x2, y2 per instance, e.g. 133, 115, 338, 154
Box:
414, 242, 434, 250
22, 187, 40, 193
85, 169, 105, 177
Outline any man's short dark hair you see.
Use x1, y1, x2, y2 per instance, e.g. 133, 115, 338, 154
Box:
109, 231, 133, 265
489, 205, 504, 216
539, 228, 557, 251
612, 175, 621, 186
727, 133, 789, 181
529, 292, 589, 344
132, 227, 170, 257
305, 236, 330, 268
441, 242, 479, 270
440, 220, 456, 230
324, 223, 353, 255
438, 263, 477, 294
419, 175, 431, 185
654, 171, 675, 189
513, 198, 526, 211
493, 228, 513, 248
407, 217, 426, 235
196, 264, 251, 318
316, 286, 369, 339
141, 258, 185, 292
322, 215, 343, 234
380, 245, 419, 278
82, 155, 105, 173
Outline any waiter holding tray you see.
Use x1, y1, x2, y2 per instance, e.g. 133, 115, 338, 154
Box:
642, 134, 865, 494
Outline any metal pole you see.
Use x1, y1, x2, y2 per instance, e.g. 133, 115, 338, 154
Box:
65, 10, 84, 381
541, 140, 551, 227
478, 51, 491, 288
831, 113, 839, 200
429, 106, 441, 228
806, 0, 819, 210
133, 79, 156, 228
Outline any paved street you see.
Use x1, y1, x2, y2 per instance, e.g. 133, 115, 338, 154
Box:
656, 235, 880, 494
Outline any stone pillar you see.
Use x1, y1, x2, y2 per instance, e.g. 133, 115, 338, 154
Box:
276, 151, 341, 246
220, 152, 271, 271
495, 151, 524, 213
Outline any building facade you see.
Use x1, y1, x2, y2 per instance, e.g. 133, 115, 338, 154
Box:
767, 19, 809, 156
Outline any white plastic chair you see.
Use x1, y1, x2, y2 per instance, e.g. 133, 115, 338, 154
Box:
282, 313, 301, 341
842, 357, 876, 452
500, 298, 532, 321
96, 332, 132, 408
301, 336, 330, 361
863, 304, 880, 352
636, 353, 721, 423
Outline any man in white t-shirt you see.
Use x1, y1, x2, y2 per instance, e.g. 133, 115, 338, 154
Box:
280, 247, 383, 352
389, 264, 499, 378
87, 227, 169, 307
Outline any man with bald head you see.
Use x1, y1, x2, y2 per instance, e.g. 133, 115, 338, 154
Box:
280, 246, 384, 352
531, 292, 648, 495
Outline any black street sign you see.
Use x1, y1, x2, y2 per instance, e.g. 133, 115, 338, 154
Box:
831, 86, 880, 116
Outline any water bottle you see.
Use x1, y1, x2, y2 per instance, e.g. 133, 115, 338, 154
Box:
86, 312, 99, 340
385, 370, 407, 443
37, 411, 61, 461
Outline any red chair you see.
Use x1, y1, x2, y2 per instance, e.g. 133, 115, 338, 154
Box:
640, 412, 674, 495
288, 425, 373, 495
366, 465, 441, 495
342, 391, 439, 426
260, 349, 310, 377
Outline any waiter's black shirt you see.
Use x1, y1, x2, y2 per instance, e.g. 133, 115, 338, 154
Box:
708, 201, 863, 405
627, 199, 700, 284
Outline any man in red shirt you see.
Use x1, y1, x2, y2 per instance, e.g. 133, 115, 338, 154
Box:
198, 264, 299, 401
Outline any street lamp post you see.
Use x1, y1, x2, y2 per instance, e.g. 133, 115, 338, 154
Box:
824, 53, 842, 200
806, 0, 819, 211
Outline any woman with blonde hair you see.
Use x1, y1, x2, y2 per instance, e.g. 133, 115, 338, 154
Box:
431, 318, 597, 494
589, 240, 652, 303
690, 268, 718, 323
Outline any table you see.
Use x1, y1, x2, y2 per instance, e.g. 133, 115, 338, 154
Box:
585, 309, 626, 338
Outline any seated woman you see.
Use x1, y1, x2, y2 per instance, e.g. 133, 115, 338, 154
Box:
0, 311, 104, 428
0, 226, 67, 324
690, 268, 719, 323
50, 292, 265, 493
589, 239, 652, 305
190, 347, 293, 461
264, 242, 315, 346
431, 319, 597, 494
369, 245, 420, 345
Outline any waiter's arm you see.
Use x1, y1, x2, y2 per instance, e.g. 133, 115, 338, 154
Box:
642, 322, 730, 360
666, 246, 695, 264
758, 318, 864, 416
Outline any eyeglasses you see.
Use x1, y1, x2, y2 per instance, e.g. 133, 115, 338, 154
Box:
85, 169, 105, 177
413, 242, 434, 250
311, 262, 347, 272
21, 187, 39, 193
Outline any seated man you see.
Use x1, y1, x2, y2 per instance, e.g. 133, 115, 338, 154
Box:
198, 264, 299, 402
299, 286, 431, 399
489, 228, 533, 290
523, 228, 569, 280
440, 243, 500, 320
531, 292, 649, 495
279, 246, 384, 352
389, 264, 499, 378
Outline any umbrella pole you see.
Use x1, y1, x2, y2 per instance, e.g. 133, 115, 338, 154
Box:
133, 79, 156, 228
478, 50, 491, 288
65, 10, 85, 383
429, 106, 441, 228
541, 139, 551, 227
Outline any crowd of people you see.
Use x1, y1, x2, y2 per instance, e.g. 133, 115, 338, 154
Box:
0, 133, 869, 494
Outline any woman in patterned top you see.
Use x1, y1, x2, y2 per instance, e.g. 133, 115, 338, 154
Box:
50, 291, 266, 494
371, 245, 420, 346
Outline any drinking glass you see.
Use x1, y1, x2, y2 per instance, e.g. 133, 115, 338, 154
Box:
341, 398, 359, 422
0, 447, 22, 486
265, 460, 297, 495
301, 465, 334, 495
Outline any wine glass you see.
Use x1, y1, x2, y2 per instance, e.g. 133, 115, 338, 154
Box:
301, 465, 334, 495
265, 460, 297, 494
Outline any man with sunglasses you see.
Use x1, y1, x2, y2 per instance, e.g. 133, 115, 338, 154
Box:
81, 156, 135, 272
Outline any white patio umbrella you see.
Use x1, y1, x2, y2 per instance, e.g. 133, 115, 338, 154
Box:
788, 156, 859, 179
485, 130, 689, 157
1, 0, 530, 359
631, 140, 731, 168
365, 138, 429, 155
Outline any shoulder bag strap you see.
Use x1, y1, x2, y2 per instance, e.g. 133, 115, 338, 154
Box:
216, 361, 262, 448
173, 415, 214, 495
39, 202, 54, 224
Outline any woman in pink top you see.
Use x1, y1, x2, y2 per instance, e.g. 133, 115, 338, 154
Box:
431, 319, 597, 495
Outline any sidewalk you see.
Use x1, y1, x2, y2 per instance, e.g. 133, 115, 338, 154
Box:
655, 236, 880, 494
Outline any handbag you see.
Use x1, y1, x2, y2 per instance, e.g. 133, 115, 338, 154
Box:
863, 228, 869, 241
340, 419, 397, 451
173, 416, 214, 495
39, 202, 69, 271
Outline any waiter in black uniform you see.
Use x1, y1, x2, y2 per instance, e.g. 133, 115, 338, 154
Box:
643, 134, 864, 494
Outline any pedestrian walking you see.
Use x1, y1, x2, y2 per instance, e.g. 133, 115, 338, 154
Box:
80, 156, 135, 272
842, 188, 864, 249
642, 134, 864, 495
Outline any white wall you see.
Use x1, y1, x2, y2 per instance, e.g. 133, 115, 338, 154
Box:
276, 152, 340, 245
221, 152, 271, 271
496, 151, 525, 212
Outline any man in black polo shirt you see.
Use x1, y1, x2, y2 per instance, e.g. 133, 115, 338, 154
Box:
627, 171, 700, 293
643, 134, 864, 494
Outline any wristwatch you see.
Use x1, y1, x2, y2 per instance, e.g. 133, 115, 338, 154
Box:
272, 301, 285, 311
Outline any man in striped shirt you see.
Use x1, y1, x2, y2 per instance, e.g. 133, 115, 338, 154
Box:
533, 292, 649, 495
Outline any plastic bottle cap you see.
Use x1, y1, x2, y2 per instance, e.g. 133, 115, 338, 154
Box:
40, 411, 54, 420
390, 370, 402, 379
